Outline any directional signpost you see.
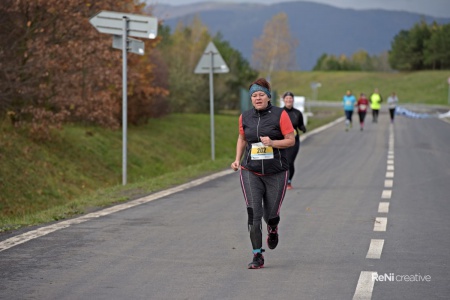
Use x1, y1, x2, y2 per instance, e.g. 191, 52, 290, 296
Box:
90, 11, 158, 185
89, 11, 157, 39
194, 42, 229, 161
309, 82, 321, 113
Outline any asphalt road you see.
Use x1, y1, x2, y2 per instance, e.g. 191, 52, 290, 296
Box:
1, 111, 449, 300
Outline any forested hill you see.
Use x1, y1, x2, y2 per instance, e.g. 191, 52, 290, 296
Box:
153, 1, 450, 70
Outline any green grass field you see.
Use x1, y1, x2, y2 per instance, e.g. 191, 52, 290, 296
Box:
271, 71, 450, 105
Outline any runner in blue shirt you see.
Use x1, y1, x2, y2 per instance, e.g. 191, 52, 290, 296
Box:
342, 90, 356, 131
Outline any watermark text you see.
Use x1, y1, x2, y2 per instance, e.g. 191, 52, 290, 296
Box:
372, 273, 431, 282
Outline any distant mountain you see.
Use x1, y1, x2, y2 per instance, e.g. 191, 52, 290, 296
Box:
152, 1, 450, 70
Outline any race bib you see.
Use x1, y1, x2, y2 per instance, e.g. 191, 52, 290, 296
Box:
251, 142, 274, 160
359, 104, 367, 110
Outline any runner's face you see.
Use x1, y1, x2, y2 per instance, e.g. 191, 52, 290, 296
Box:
284, 95, 294, 108
251, 91, 270, 110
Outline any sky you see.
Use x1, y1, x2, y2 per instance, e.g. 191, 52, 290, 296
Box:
151, 0, 450, 18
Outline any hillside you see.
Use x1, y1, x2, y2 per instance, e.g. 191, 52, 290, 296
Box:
153, 1, 450, 70
271, 71, 450, 105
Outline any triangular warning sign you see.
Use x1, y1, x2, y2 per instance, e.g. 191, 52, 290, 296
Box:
194, 42, 230, 74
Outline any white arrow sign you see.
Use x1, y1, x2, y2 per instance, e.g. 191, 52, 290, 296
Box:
194, 42, 229, 74
112, 35, 145, 55
90, 10, 158, 39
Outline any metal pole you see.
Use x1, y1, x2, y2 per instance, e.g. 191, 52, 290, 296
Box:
448, 84, 450, 106
122, 17, 128, 185
209, 51, 215, 161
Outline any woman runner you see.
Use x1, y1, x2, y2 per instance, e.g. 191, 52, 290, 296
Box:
282, 91, 306, 189
231, 78, 295, 269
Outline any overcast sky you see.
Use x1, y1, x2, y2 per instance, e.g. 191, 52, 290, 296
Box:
150, 0, 450, 18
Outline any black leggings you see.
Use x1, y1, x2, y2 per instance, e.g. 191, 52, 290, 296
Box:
287, 138, 300, 181
345, 110, 353, 123
389, 108, 396, 121
239, 169, 288, 250
358, 111, 367, 124
372, 109, 379, 122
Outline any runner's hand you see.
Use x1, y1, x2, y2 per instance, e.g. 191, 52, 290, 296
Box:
260, 136, 272, 146
231, 160, 240, 171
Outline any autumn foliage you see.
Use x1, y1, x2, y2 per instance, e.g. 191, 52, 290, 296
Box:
0, 0, 168, 139
252, 13, 298, 78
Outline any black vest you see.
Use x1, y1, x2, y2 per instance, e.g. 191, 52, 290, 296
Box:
241, 103, 289, 174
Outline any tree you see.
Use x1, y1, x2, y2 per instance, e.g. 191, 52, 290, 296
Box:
424, 23, 450, 69
389, 30, 414, 71
159, 16, 210, 113
159, 16, 257, 113
213, 33, 258, 111
371, 51, 392, 72
0, 0, 168, 139
389, 20, 433, 71
351, 50, 373, 71
408, 20, 432, 69
252, 12, 298, 79
313, 53, 328, 71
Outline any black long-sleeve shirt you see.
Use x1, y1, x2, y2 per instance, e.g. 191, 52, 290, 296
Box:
283, 106, 306, 139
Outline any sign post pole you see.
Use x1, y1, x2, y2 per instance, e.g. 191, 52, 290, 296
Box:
90, 10, 158, 185
194, 42, 229, 161
209, 51, 215, 161
447, 77, 450, 106
122, 17, 128, 186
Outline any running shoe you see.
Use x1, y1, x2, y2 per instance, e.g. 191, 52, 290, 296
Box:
248, 251, 265, 269
267, 226, 279, 249
286, 183, 293, 190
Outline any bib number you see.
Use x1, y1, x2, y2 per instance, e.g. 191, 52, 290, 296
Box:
251, 142, 274, 160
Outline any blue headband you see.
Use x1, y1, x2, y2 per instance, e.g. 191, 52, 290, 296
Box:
249, 84, 271, 99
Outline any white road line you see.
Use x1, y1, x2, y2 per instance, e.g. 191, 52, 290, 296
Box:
374, 217, 388, 232
0, 169, 235, 252
378, 202, 390, 213
299, 116, 345, 142
381, 190, 392, 199
384, 180, 393, 188
387, 160, 394, 165
387, 165, 394, 171
387, 155, 394, 160
366, 239, 385, 259
386, 172, 394, 178
353, 271, 377, 300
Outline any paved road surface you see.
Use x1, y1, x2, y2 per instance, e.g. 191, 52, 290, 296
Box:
1, 112, 449, 300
